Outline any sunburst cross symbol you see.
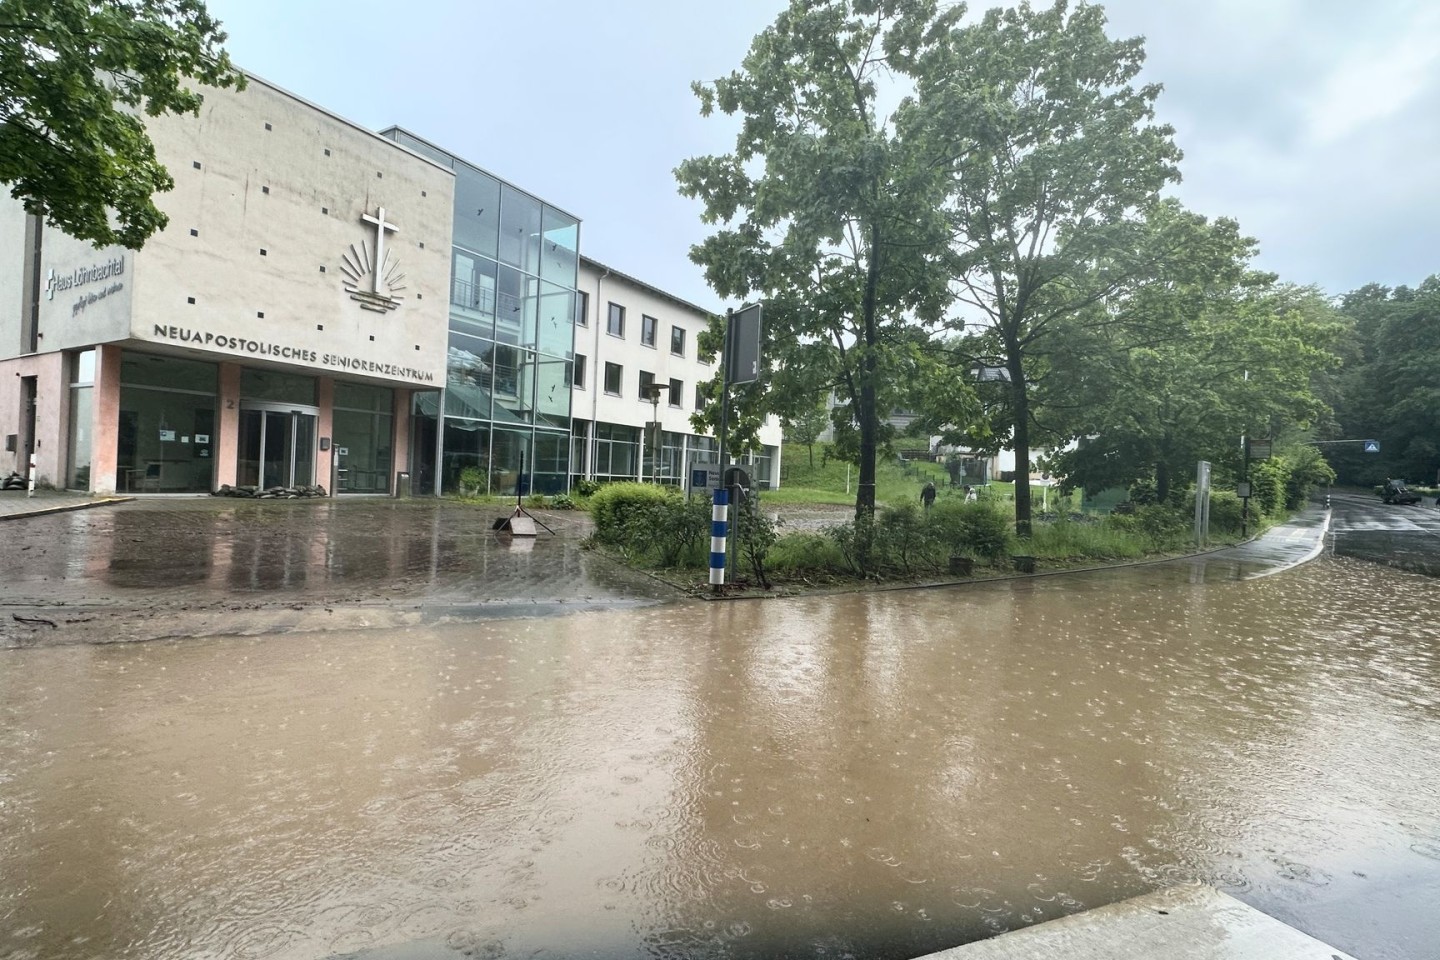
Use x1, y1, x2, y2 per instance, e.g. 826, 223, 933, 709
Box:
340, 206, 406, 313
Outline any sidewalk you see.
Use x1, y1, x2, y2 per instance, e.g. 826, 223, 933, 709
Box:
0, 489, 130, 520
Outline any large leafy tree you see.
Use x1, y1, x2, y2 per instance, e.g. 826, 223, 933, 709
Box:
676, 0, 970, 545
0, 0, 243, 248
894, 0, 1183, 537
1328, 276, 1440, 485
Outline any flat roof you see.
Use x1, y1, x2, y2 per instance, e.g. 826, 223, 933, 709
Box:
581, 255, 718, 318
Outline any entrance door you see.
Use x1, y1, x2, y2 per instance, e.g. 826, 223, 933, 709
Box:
238, 403, 318, 488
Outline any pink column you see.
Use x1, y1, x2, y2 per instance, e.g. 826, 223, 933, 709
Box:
317, 376, 335, 491
91, 345, 122, 494
215, 363, 241, 488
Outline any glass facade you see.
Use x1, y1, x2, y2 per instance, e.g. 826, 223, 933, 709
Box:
117, 354, 217, 493
333, 382, 395, 493
66, 350, 95, 490
386, 129, 579, 496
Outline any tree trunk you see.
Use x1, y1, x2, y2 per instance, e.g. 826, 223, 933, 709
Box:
1155, 461, 1171, 503
854, 226, 882, 570
1008, 344, 1032, 540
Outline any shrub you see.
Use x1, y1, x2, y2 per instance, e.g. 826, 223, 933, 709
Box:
550, 493, 577, 510
1031, 515, 1143, 559
768, 532, 847, 576
1207, 490, 1243, 533
621, 493, 711, 567
874, 501, 937, 576
575, 477, 601, 497
1250, 458, 1288, 518
457, 465, 486, 497
929, 500, 1012, 562
733, 499, 778, 587
525, 493, 546, 508
589, 482, 671, 545
1104, 503, 1190, 551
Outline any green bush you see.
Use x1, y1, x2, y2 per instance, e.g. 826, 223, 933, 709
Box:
550, 493, 577, 510
874, 501, 938, 576
1030, 516, 1143, 559
1250, 458, 1288, 518
768, 532, 847, 576
457, 465, 486, 496
733, 499, 778, 586
1104, 503, 1190, 550
589, 482, 671, 545
1208, 490, 1243, 532
929, 500, 1012, 561
575, 478, 601, 497
621, 493, 711, 567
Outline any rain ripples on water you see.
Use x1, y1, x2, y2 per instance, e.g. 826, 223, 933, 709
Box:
1, 556, 1438, 959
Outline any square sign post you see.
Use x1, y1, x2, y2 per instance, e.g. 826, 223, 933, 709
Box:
727, 303, 763, 385
714, 302, 763, 594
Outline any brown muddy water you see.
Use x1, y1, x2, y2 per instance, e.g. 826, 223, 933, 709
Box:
2, 557, 1438, 960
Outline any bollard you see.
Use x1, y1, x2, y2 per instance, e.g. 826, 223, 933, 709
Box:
709, 489, 729, 592
27, 451, 36, 499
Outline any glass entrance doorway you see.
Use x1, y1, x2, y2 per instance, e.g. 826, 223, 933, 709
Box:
238, 403, 318, 489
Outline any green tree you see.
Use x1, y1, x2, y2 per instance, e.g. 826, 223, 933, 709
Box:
676, 0, 969, 558
0, 0, 244, 248
1041, 207, 1344, 501
782, 400, 830, 469
895, 0, 1183, 537
1328, 276, 1440, 486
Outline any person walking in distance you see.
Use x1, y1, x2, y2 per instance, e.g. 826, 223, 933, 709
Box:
921, 480, 937, 515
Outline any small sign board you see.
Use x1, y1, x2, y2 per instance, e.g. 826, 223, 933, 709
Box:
1236, 481, 1251, 499
1246, 439, 1272, 460
1363, 439, 1380, 453
689, 460, 722, 496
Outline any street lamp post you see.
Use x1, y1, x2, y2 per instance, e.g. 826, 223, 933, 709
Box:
641, 382, 666, 485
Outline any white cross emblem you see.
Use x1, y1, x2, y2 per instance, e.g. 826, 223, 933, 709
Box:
360, 207, 398, 295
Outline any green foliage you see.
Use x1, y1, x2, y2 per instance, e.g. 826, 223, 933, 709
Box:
928, 500, 1012, 561
1103, 504, 1191, 551
457, 466, 486, 496
1249, 458, 1288, 518
901, 1, 1183, 536
1280, 444, 1335, 510
733, 498, 777, 587
575, 478, 601, 497
1029, 516, 1143, 560
588, 482, 671, 545
622, 494, 712, 568
1207, 490, 1244, 532
873, 501, 934, 577
767, 532, 847, 577
525, 493, 546, 508
0, 0, 245, 248
550, 493, 576, 510
1328, 275, 1440, 486
676, 0, 972, 529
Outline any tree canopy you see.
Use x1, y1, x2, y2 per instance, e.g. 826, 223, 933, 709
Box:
676, 0, 973, 543
0, 0, 244, 248
897, 0, 1183, 536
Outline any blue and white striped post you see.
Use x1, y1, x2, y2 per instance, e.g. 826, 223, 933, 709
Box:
709, 489, 729, 591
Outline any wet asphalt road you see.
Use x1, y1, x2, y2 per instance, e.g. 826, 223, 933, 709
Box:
1328, 489, 1440, 577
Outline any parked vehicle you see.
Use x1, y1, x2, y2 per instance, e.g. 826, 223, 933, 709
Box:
1381, 479, 1422, 505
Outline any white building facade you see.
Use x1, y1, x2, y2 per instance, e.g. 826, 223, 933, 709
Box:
572, 259, 782, 490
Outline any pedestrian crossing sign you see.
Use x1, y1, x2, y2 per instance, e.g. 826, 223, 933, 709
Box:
1364, 440, 1380, 453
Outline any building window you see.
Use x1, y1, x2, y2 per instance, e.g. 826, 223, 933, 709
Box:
668, 378, 683, 407
641, 314, 658, 347
604, 361, 623, 396
607, 302, 625, 338
671, 326, 685, 356
694, 383, 706, 411
576, 290, 588, 327
574, 354, 587, 389
638, 369, 655, 401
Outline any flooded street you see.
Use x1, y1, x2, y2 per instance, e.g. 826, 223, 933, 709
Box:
3, 554, 1439, 960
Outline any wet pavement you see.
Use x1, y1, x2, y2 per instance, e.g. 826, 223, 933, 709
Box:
1328, 490, 1440, 577
0, 497, 676, 648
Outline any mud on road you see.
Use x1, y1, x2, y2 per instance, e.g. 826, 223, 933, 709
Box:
0, 498, 678, 648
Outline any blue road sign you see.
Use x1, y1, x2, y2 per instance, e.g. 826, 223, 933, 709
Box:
1364, 440, 1380, 453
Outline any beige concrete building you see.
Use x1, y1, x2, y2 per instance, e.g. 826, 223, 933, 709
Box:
1, 76, 455, 494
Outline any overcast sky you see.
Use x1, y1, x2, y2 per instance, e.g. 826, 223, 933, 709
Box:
204, 0, 1440, 310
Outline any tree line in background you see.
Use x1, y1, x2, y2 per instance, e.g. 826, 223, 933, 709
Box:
677, 0, 1431, 551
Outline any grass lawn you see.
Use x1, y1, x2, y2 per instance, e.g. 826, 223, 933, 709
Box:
768, 443, 1014, 509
